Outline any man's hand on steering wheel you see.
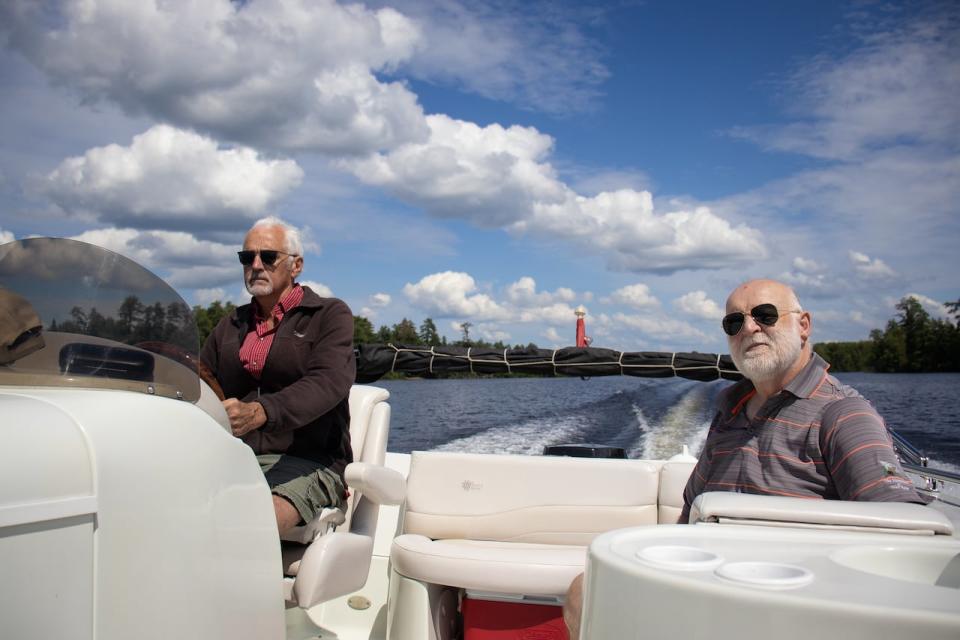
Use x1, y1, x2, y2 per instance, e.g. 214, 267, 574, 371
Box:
222, 398, 267, 437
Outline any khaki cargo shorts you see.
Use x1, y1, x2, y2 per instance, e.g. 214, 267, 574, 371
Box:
257, 453, 346, 524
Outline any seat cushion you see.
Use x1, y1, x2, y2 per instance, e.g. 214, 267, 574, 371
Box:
403, 452, 662, 545
391, 535, 586, 597
690, 492, 956, 535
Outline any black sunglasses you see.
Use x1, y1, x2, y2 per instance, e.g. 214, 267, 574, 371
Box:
237, 249, 297, 267
722, 303, 801, 336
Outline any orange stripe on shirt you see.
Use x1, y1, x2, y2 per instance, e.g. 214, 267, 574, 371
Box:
729, 389, 756, 418
765, 416, 822, 429
822, 411, 882, 447
808, 369, 829, 397
849, 475, 911, 500
702, 481, 819, 499
710, 446, 821, 466
829, 441, 893, 475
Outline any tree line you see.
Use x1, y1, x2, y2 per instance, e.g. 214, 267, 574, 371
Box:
51, 295, 196, 351
813, 297, 960, 372
69, 294, 957, 374
193, 301, 538, 351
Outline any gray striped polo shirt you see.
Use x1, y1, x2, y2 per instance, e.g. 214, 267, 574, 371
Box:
680, 353, 923, 523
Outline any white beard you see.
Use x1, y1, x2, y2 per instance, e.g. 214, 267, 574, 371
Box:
245, 273, 273, 297
731, 328, 803, 383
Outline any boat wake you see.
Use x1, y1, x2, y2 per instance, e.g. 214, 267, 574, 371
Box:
427, 379, 726, 459
632, 383, 716, 460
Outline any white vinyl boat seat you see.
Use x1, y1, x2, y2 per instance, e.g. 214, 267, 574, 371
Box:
689, 491, 956, 536
390, 452, 695, 597
282, 385, 406, 609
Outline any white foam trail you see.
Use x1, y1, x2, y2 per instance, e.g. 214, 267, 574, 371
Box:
638, 385, 714, 460
433, 415, 585, 456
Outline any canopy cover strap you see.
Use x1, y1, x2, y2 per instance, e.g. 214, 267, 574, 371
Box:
354, 343, 742, 383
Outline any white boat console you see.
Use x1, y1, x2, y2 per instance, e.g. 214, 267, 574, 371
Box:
582, 494, 960, 640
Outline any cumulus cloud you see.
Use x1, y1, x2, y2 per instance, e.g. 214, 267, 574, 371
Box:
906, 292, 953, 320
369, 292, 392, 307
521, 191, 767, 273
41, 125, 303, 231
673, 291, 722, 320
194, 287, 228, 307
516, 303, 579, 326
301, 280, 334, 298
779, 273, 837, 300
402, 270, 585, 328
613, 312, 709, 343
403, 271, 508, 320
792, 256, 823, 273
1, 0, 428, 154
476, 324, 511, 344
850, 251, 897, 280
505, 276, 576, 307
69, 227, 240, 288
4, 1, 766, 275
541, 327, 565, 346
345, 114, 564, 227
0, 228, 14, 244
348, 115, 766, 273
605, 283, 659, 309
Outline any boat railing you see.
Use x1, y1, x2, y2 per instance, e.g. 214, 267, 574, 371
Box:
889, 429, 960, 508
890, 428, 927, 467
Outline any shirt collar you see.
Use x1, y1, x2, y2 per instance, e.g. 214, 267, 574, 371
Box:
782, 352, 830, 399
253, 283, 303, 322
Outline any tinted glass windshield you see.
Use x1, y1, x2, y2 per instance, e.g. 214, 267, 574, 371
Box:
0, 237, 200, 402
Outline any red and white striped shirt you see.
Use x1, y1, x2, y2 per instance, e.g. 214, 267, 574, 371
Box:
239, 284, 304, 379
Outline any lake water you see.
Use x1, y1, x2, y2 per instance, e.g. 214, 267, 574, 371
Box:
379, 372, 960, 472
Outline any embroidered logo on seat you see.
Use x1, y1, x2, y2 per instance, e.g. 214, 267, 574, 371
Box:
461, 480, 483, 491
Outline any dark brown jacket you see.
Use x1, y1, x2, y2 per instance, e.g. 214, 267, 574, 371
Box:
200, 287, 356, 479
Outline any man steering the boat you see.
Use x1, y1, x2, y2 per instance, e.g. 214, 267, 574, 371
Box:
564, 278, 923, 638
200, 216, 355, 536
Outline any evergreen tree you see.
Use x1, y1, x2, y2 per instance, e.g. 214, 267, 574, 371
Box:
353, 316, 375, 345
419, 318, 441, 346
392, 318, 419, 344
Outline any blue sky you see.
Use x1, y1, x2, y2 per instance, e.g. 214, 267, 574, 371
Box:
1, 0, 957, 352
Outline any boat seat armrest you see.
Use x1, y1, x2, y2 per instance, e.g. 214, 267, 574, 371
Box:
689, 492, 955, 535
345, 462, 406, 506
391, 534, 586, 597
290, 532, 374, 608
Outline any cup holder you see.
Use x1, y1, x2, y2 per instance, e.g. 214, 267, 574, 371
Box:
636, 545, 725, 571
715, 562, 813, 589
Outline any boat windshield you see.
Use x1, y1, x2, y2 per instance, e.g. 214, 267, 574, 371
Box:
0, 237, 201, 402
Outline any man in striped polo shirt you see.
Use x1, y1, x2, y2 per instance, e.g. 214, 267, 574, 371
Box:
565, 278, 923, 639
679, 278, 923, 521
201, 217, 356, 535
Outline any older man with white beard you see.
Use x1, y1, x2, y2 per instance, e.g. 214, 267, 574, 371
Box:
201, 216, 356, 536
678, 278, 924, 521
563, 279, 923, 639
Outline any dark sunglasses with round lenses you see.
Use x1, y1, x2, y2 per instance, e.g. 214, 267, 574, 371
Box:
722, 303, 802, 336
237, 249, 296, 267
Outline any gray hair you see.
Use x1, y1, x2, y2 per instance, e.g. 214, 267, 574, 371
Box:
250, 216, 303, 261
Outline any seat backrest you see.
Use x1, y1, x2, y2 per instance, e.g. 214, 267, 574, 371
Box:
658, 460, 695, 524
402, 451, 662, 545
344, 385, 391, 528
348, 385, 391, 464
